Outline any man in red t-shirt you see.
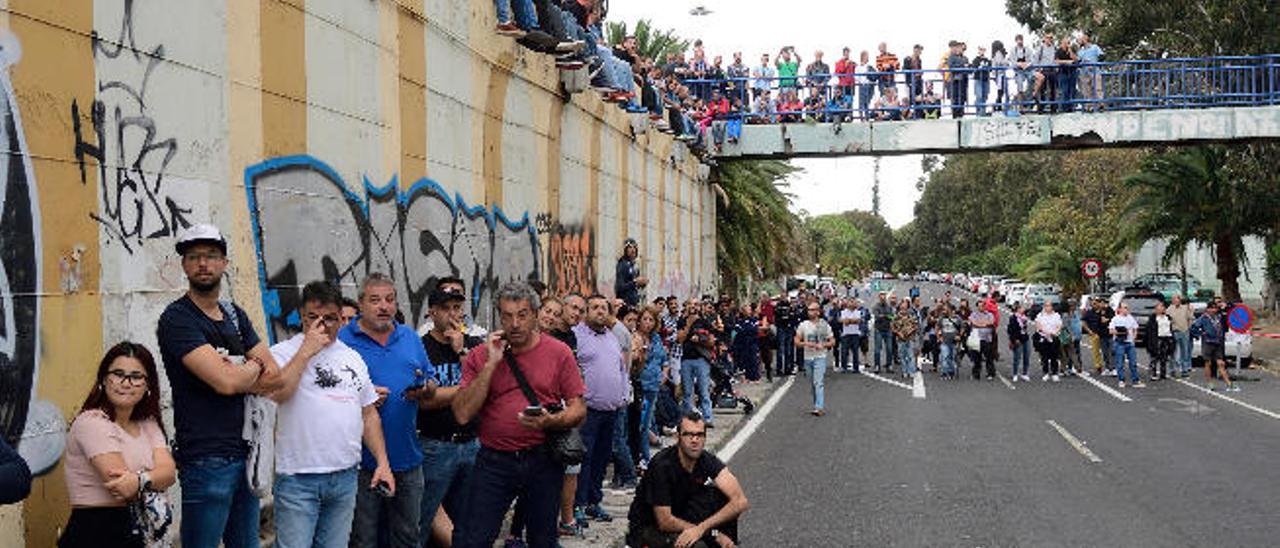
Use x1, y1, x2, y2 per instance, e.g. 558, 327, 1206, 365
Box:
452, 282, 586, 548
834, 47, 857, 101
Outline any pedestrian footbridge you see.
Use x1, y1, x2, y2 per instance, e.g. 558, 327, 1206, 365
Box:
692, 55, 1280, 159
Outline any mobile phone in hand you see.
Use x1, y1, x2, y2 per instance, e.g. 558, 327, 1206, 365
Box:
523, 405, 545, 417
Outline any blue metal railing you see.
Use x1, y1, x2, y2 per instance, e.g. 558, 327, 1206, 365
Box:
679, 54, 1280, 123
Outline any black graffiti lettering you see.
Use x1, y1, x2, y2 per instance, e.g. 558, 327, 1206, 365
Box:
72, 0, 190, 254
246, 157, 541, 343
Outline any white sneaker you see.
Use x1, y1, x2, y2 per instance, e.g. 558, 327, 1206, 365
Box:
1010, 375, 1018, 383
1021, 375, 1030, 382
1042, 374, 1050, 381
1117, 381, 1126, 388
1052, 374, 1061, 382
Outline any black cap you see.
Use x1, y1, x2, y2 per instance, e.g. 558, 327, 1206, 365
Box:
429, 285, 466, 306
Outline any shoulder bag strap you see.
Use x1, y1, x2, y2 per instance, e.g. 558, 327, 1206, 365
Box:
504, 352, 541, 407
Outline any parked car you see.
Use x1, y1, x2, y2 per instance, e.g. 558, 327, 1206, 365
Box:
1023, 284, 1061, 307
1192, 327, 1253, 371
1005, 283, 1028, 306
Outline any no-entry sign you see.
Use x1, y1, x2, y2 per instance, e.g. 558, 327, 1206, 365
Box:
1228, 304, 1254, 334
1081, 259, 1102, 279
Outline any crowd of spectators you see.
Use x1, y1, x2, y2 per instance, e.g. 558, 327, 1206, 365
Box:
492, 3, 1107, 151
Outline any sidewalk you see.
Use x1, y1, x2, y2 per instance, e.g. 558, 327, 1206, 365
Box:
557, 377, 784, 548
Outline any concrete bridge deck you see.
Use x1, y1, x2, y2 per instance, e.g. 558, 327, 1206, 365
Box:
712, 104, 1280, 159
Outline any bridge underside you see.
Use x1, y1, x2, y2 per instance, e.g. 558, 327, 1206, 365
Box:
713, 105, 1280, 159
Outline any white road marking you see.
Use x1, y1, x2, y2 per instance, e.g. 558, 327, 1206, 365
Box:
912, 371, 927, 399
1174, 378, 1280, 421
996, 372, 1016, 390
1046, 420, 1103, 463
862, 369, 913, 391
720, 376, 794, 463
1076, 370, 1134, 402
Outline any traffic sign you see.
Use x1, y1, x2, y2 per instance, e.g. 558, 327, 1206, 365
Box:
1081, 259, 1102, 279
1228, 304, 1254, 334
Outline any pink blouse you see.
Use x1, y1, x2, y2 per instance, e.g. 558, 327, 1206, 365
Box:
63, 410, 166, 507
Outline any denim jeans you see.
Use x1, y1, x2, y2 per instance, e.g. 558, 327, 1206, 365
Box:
273, 467, 357, 548
1011, 341, 1030, 376
775, 328, 796, 374
1174, 330, 1191, 373
638, 389, 658, 464
1113, 340, 1139, 383
681, 358, 713, 423
493, 0, 537, 30
351, 466, 424, 548
940, 342, 956, 375
575, 408, 618, 508
839, 334, 861, 370
454, 447, 563, 548
178, 455, 260, 548
897, 339, 916, 375
418, 437, 479, 546
974, 78, 990, 114
858, 84, 875, 119
873, 330, 893, 369
610, 408, 636, 485
804, 356, 827, 410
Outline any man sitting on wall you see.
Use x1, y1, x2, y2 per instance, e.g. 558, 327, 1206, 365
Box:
626, 411, 749, 548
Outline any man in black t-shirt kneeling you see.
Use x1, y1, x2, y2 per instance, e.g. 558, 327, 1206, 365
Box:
627, 412, 749, 548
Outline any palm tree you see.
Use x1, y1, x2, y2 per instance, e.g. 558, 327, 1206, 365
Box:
1122, 145, 1280, 302
714, 160, 805, 296
1020, 244, 1087, 299
605, 19, 690, 61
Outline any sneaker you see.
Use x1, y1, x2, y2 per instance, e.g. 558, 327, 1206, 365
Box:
556, 59, 585, 70
1117, 381, 1126, 388
573, 507, 590, 526
1052, 374, 1061, 382
1132, 381, 1146, 388
556, 39, 587, 53
1229, 384, 1242, 392
557, 522, 583, 538
1042, 374, 1050, 381
1021, 375, 1030, 382
1010, 375, 1018, 383
495, 22, 525, 37
584, 504, 613, 522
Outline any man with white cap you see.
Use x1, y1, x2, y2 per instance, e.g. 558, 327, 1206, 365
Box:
157, 224, 284, 547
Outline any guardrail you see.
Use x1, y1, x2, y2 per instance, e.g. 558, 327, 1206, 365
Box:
681, 54, 1280, 122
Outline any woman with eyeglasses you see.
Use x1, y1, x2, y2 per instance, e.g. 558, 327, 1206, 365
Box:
60, 342, 175, 548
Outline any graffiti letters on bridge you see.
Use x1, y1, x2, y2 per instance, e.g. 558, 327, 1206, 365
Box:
548, 223, 597, 297
72, 0, 192, 254
245, 156, 541, 341
1, 34, 63, 475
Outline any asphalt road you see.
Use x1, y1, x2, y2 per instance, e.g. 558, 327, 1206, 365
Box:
728, 282, 1280, 547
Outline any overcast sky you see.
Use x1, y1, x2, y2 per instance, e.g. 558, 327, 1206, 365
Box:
609, 0, 1031, 228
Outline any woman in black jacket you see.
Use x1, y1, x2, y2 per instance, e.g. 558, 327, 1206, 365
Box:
1007, 303, 1031, 381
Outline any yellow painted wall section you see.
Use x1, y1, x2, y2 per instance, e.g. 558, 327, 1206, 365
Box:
0, 1, 712, 544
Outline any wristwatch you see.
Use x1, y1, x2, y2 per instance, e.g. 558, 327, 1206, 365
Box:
137, 470, 152, 496
709, 530, 720, 539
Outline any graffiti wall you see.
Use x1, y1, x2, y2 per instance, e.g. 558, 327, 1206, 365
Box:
0, 0, 714, 544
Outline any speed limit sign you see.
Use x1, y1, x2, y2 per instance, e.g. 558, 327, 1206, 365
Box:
1081, 259, 1102, 279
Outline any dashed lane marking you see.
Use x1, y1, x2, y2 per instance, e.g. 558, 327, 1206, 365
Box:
912, 371, 927, 399
720, 376, 795, 463
1076, 370, 1134, 402
996, 372, 1016, 390
1174, 378, 1280, 421
862, 369, 913, 391
1046, 419, 1103, 463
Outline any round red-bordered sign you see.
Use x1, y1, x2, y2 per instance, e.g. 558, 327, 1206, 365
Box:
1081, 259, 1102, 279
1228, 304, 1254, 334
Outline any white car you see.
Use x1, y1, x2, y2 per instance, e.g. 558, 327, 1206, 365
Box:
1023, 284, 1061, 306
1192, 329, 1253, 369
1005, 283, 1028, 306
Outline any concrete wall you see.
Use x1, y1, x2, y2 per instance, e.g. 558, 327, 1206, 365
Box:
0, 1, 715, 544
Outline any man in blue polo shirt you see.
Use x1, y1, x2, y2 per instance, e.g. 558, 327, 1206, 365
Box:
340, 273, 436, 548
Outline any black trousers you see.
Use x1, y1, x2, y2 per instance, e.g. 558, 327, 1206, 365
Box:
1152, 336, 1174, 378
1038, 337, 1061, 375
971, 340, 995, 378
60, 506, 143, 548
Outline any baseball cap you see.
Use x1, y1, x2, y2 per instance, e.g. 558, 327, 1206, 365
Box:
429, 285, 466, 307
175, 224, 227, 256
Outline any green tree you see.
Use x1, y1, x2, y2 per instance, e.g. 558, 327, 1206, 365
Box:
843, 210, 895, 271
605, 19, 690, 61
715, 160, 805, 296
1020, 244, 1088, 299
805, 214, 874, 280
1122, 145, 1280, 301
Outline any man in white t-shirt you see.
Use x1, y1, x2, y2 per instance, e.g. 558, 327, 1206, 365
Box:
269, 281, 396, 547
838, 299, 865, 373
794, 302, 835, 416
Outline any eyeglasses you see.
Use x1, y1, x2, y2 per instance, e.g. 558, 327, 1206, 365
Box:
679, 431, 707, 440
107, 369, 148, 387
183, 252, 226, 263
303, 313, 342, 326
